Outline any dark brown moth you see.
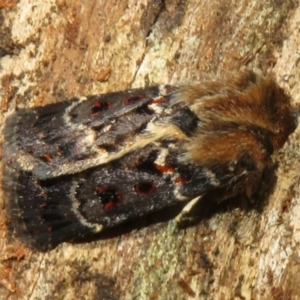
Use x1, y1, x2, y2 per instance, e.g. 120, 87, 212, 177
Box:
2, 70, 296, 251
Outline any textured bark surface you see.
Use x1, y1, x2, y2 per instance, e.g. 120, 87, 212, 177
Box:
1, 1, 300, 299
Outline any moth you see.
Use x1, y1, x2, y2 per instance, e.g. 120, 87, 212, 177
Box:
2, 70, 296, 251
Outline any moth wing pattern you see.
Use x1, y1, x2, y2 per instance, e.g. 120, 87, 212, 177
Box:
2, 70, 296, 251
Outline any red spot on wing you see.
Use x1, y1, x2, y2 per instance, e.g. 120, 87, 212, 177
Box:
123, 95, 144, 105
91, 101, 112, 115
154, 164, 174, 173
150, 96, 166, 104
173, 177, 190, 184
134, 182, 156, 196
96, 186, 122, 210
42, 153, 53, 162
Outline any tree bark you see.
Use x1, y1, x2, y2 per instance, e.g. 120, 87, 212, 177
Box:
1, 0, 300, 299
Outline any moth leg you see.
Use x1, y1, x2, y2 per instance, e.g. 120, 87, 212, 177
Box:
175, 195, 202, 224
